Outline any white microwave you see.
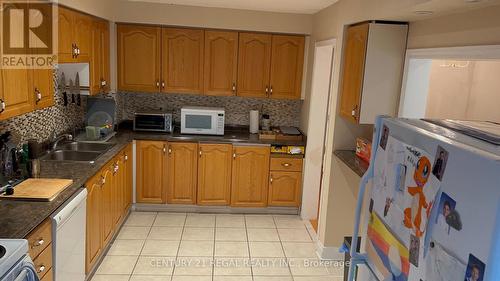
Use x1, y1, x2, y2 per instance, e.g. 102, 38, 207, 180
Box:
181, 106, 225, 135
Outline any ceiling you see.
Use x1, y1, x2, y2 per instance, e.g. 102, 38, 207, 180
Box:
125, 0, 339, 14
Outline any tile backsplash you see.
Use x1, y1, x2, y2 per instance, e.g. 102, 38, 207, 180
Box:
0, 88, 303, 143
116, 92, 303, 128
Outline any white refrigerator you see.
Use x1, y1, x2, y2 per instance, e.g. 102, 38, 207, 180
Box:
348, 117, 500, 281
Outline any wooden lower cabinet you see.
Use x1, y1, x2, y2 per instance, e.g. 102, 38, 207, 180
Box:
26, 218, 53, 280
167, 142, 198, 204
197, 143, 232, 205
85, 145, 133, 274
231, 146, 270, 207
268, 171, 302, 207
136, 140, 168, 203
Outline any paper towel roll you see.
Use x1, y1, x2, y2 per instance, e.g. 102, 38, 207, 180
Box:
249, 110, 259, 134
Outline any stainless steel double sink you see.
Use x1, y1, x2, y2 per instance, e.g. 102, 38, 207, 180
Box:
40, 142, 114, 163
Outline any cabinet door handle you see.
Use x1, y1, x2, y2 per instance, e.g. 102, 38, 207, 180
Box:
232, 83, 236, 92
124, 154, 128, 161
35, 88, 42, 104
199, 149, 202, 157
161, 81, 165, 89
281, 163, 291, 167
76, 46, 80, 57
163, 145, 166, 154
270, 86, 273, 95
351, 105, 358, 119
101, 176, 106, 185
32, 239, 44, 248
270, 175, 273, 183
101, 78, 107, 88
265, 86, 269, 95
72, 44, 76, 58
37, 265, 46, 273
0, 99, 5, 113
233, 152, 236, 159
168, 148, 172, 155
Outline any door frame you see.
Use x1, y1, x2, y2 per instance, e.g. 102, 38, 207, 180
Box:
398, 44, 500, 118
301, 38, 336, 223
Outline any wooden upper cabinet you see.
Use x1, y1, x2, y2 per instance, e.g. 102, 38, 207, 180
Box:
85, 174, 102, 273
91, 20, 110, 95
74, 13, 92, 61
167, 142, 198, 204
57, 7, 75, 62
204, 31, 238, 96
32, 69, 54, 110
0, 69, 33, 120
269, 35, 305, 99
268, 171, 302, 207
231, 146, 270, 207
339, 23, 369, 123
57, 7, 91, 63
237, 33, 272, 98
197, 143, 232, 206
136, 140, 167, 204
117, 24, 161, 92
162, 28, 204, 94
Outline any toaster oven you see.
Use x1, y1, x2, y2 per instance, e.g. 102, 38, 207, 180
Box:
133, 112, 173, 132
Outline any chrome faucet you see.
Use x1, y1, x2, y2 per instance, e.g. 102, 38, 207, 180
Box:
52, 133, 73, 150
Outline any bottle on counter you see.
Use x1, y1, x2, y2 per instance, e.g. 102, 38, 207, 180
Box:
261, 114, 271, 131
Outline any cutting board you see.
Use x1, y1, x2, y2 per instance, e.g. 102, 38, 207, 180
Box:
0, 178, 73, 202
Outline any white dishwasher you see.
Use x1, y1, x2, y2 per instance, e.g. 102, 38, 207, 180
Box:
51, 188, 87, 281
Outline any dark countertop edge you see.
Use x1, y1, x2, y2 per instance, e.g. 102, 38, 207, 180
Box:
1, 129, 306, 239
334, 150, 369, 177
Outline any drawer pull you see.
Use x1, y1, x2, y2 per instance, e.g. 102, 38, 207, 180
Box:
270, 175, 273, 183
33, 239, 44, 248
37, 265, 46, 273
281, 163, 291, 167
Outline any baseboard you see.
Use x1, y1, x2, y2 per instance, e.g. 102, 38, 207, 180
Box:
315, 239, 345, 261
133, 203, 299, 215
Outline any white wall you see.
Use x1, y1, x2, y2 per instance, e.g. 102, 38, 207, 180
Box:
301, 41, 335, 220
399, 59, 432, 118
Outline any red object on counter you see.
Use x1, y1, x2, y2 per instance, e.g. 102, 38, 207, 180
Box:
356, 137, 372, 163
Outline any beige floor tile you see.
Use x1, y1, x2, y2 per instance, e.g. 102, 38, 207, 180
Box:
185, 214, 216, 228
251, 257, 290, 276
141, 240, 180, 256
213, 276, 253, 281
96, 255, 138, 275
249, 242, 285, 258
117, 226, 151, 240
173, 257, 213, 275
126, 212, 157, 226
130, 276, 171, 281
282, 242, 317, 258
91, 274, 131, 281
214, 242, 249, 257
288, 258, 330, 276
171, 276, 212, 281
213, 258, 252, 275
215, 228, 247, 241
154, 213, 186, 227
216, 215, 245, 228
247, 228, 280, 242
182, 227, 215, 241
245, 215, 276, 228
273, 217, 305, 229
293, 277, 343, 281
133, 256, 175, 275
148, 227, 183, 240
178, 240, 214, 256
108, 240, 145, 256
253, 277, 293, 281
277, 228, 312, 242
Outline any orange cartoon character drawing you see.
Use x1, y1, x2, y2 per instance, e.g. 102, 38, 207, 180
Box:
404, 156, 433, 237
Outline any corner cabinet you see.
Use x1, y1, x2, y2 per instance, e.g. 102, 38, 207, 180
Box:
231, 146, 271, 207
117, 24, 162, 92
167, 142, 198, 204
197, 143, 233, 205
339, 22, 408, 124
136, 140, 167, 203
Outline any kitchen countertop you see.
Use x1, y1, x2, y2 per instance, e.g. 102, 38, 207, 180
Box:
334, 150, 369, 177
0, 127, 306, 239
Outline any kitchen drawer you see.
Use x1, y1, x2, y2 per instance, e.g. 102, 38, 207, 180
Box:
26, 219, 52, 259
270, 157, 303, 172
40, 267, 53, 281
33, 243, 52, 279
